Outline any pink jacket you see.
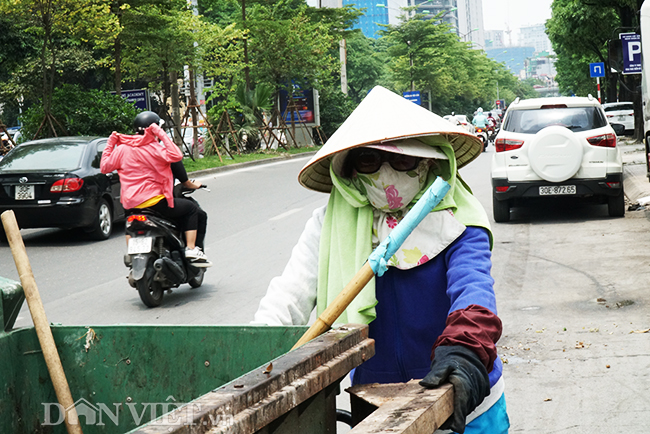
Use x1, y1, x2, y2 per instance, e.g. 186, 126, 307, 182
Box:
100, 123, 183, 209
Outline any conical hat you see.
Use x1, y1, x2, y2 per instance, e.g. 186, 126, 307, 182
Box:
299, 86, 483, 192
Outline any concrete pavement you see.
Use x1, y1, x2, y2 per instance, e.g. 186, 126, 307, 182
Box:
620, 137, 650, 205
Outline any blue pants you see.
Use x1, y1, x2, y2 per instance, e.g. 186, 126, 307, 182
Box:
456, 393, 509, 434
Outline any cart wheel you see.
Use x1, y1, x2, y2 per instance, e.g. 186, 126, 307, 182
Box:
336, 409, 353, 427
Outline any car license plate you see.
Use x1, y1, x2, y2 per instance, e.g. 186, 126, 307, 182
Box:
128, 237, 153, 254
618, 116, 626, 121
15, 185, 34, 200
539, 185, 576, 196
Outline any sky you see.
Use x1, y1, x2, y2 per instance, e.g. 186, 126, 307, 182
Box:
482, 0, 554, 34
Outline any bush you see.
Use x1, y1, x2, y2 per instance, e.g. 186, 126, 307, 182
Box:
21, 85, 140, 140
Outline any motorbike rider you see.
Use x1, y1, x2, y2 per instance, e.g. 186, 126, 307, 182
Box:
100, 111, 212, 267
170, 161, 208, 250
254, 87, 509, 434
487, 112, 497, 129
472, 108, 488, 129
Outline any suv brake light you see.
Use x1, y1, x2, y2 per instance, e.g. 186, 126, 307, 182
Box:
540, 104, 568, 109
495, 138, 524, 152
50, 178, 84, 193
587, 133, 616, 148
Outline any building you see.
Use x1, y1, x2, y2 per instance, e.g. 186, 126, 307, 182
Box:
486, 46, 536, 77
484, 30, 505, 49
318, 0, 484, 41
519, 24, 553, 54
456, 0, 485, 48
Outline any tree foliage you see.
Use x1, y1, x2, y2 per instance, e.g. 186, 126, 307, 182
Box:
20, 84, 139, 139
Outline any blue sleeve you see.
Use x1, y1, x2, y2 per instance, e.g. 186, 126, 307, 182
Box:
444, 226, 496, 315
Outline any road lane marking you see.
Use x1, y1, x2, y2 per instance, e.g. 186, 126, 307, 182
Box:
270, 208, 302, 221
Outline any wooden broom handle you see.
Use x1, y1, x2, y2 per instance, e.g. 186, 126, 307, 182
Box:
292, 262, 375, 350
1, 211, 83, 434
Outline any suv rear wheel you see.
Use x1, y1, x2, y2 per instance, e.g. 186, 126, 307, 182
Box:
493, 195, 511, 222
607, 191, 625, 217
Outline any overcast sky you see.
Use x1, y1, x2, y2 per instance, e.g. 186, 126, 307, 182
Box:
482, 0, 553, 32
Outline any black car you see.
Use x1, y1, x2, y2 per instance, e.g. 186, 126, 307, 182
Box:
0, 137, 125, 240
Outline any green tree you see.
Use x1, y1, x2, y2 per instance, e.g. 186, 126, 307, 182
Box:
20, 84, 139, 138
247, 5, 338, 115
346, 32, 386, 103
0, 0, 103, 136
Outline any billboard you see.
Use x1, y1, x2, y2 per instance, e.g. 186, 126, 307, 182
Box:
110, 89, 150, 111
279, 84, 320, 127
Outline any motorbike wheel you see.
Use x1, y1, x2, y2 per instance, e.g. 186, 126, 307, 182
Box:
136, 256, 164, 307
188, 268, 205, 288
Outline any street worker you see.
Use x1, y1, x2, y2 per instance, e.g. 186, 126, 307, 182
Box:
100, 111, 211, 267
254, 86, 509, 433
472, 107, 488, 129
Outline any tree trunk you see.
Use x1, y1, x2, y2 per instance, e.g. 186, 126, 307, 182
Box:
114, 37, 122, 96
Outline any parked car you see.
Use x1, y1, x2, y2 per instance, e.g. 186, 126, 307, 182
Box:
0, 137, 125, 240
602, 102, 634, 135
491, 96, 624, 222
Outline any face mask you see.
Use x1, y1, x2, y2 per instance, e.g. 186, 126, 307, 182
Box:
352, 161, 428, 212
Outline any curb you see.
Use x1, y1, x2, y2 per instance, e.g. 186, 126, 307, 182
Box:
187, 151, 318, 178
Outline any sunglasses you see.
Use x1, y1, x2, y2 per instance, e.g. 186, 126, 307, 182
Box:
346, 148, 421, 174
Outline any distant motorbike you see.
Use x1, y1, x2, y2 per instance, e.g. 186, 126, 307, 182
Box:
475, 127, 488, 151
487, 125, 499, 145
124, 185, 208, 307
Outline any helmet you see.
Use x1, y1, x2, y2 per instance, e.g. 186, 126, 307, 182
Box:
133, 111, 162, 135
477, 107, 483, 113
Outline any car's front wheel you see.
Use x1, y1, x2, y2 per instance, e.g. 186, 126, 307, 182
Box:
493, 195, 511, 223
607, 191, 625, 217
87, 199, 113, 240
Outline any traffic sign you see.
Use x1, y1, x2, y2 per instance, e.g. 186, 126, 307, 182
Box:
621, 33, 642, 75
589, 62, 605, 78
402, 91, 421, 105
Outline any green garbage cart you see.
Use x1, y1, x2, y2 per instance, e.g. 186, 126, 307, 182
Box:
0, 277, 374, 434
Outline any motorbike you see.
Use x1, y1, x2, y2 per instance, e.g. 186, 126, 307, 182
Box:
487, 125, 499, 145
475, 127, 488, 151
124, 185, 208, 307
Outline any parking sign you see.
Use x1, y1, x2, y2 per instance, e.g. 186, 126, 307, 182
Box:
621, 33, 642, 74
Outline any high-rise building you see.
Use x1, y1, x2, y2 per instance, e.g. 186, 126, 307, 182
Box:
484, 30, 505, 49
519, 24, 553, 54
456, 0, 485, 48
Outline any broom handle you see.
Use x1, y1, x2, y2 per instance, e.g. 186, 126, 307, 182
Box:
1, 211, 83, 434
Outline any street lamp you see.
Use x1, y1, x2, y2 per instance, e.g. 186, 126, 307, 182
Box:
459, 27, 479, 42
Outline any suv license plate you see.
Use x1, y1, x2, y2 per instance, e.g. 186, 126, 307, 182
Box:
128, 237, 153, 254
539, 185, 576, 196
15, 185, 34, 200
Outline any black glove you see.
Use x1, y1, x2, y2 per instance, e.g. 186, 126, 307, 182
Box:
419, 345, 490, 434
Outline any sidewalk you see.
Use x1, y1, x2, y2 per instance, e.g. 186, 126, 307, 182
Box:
619, 137, 650, 205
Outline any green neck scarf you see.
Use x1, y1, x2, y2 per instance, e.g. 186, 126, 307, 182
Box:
317, 140, 492, 325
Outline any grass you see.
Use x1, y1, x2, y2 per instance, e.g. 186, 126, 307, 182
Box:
183, 145, 319, 172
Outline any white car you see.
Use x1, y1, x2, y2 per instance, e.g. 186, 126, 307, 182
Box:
455, 115, 476, 134
491, 96, 624, 222
602, 102, 634, 134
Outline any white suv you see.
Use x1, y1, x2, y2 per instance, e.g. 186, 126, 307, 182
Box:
491, 96, 624, 222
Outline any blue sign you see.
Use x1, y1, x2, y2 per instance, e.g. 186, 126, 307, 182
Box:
403, 91, 421, 105
589, 62, 605, 78
110, 89, 149, 111
621, 33, 642, 75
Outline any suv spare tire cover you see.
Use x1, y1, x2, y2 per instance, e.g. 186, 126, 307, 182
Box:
528, 125, 583, 182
